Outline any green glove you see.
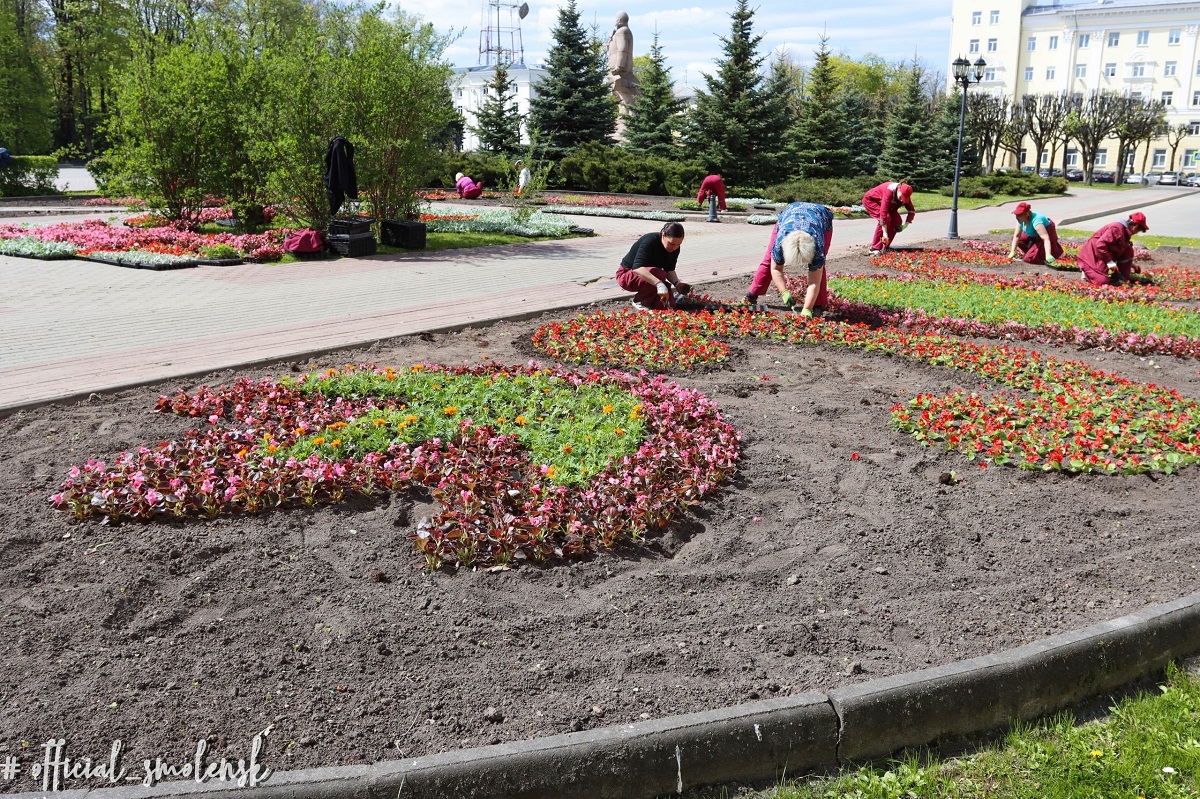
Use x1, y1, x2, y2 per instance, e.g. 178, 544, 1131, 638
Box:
780, 289, 793, 306
900, 223, 909, 231
1045, 255, 1057, 265
800, 308, 813, 319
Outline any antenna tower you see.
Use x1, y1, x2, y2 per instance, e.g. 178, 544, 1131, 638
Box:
478, 0, 529, 66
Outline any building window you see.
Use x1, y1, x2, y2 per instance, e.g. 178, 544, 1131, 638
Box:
1095, 149, 1107, 167
1046, 66, 1056, 80
984, 67, 996, 81
1163, 91, 1174, 106
1105, 63, 1116, 77
1165, 61, 1177, 77
987, 38, 998, 53
1072, 92, 1084, 104
972, 10, 981, 24
1194, 91, 1200, 106
1041, 152, 1049, 165
1025, 67, 1034, 81
1131, 91, 1142, 100
1019, 148, 1027, 164
1152, 149, 1166, 168
1185, 149, 1198, 166
1197, 60, 1200, 76
1169, 29, 1181, 45
1028, 36, 1036, 51
1107, 32, 1119, 47
1137, 31, 1149, 46
1066, 149, 1079, 167
1075, 64, 1086, 78
1078, 33, 1090, 48
1190, 121, 1200, 135
970, 39, 980, 53
1049, 35, 1059, 50
990, 9, 999, 24
1133, 63, 1146, 78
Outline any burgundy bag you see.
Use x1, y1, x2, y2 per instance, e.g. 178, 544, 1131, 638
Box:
283, 229, 326, 253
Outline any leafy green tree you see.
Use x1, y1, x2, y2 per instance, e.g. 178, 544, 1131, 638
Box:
682, 0, 778, 186
470, 61, 523, 155
0, 0, 53, 153
622, 33, 682, 159
527, 0, 614, 157
788, 36, 850, 179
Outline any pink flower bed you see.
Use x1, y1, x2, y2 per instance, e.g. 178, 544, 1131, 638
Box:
0, 219, 294, 260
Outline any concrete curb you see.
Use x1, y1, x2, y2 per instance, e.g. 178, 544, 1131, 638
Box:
10, 594, 1200, 799
1057, 189, 1190, 227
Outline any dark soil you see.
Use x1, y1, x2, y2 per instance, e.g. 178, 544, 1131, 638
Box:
2, 238, 1199, 793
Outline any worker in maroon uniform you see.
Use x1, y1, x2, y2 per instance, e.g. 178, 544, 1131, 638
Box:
697, 174, 727, 212
862, 180, 915, 254
615, 222, 692, 311
454, 172, 484, 199
1007, 201, 1065, 265
1076, 212, 1149, 286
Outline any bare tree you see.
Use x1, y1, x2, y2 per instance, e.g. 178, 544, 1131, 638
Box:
1022, 92, 1071, 172
1065, 91, 1122, 184
1165, 122, 1191, 171
999, 101, 1030, 168
967, 92, 1008, 173
1112, 95, 1165, 184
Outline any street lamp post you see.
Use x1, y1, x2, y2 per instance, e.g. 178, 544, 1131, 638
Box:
947, 55, 986, 240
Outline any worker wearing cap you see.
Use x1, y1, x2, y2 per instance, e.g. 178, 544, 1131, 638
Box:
1076, 212, 1149, 286
862, 181, 916, 254
697, 174, 727, 212
1007, 202, 1064, 266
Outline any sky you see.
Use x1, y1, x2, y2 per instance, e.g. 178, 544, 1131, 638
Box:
395, 0, 955, 88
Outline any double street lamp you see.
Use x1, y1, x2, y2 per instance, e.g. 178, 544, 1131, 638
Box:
947, 55, 987, 239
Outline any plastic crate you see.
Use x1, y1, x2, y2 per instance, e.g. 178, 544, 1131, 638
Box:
380, 219, 427, 250
328, 233, 377, 257
328, 216, 374, 236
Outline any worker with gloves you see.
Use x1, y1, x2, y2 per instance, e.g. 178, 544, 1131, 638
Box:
616, 222, 691, 311
1076, 212, 1149, 286
862, 180, 915, 254
1007, 201, 1064, 266
744, 201, 833, 318
696, 174, 727, 212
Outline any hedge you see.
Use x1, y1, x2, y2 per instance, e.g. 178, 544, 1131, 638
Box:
762, 176, 879, 207
0, 155, 59, 196
555, 142, 706, 196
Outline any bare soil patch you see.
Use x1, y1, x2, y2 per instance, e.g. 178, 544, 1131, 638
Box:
2, 239, 1199, 792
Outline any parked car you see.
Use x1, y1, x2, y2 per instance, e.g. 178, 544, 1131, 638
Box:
1093, 170, 1116, 183
1146, 172, 1163, 185
1065, 169, 1085, 182
1124, 172, 1144, 184
1159, 171, 1180, 186
1020, 166, 1036, 173
1183, 172, 1200, 187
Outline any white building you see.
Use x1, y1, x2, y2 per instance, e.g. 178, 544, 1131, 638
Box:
451, 64, 546, 152
949, 0, 1200, 172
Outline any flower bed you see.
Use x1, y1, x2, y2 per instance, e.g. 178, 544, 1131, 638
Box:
84, 249, 198, 270
539, 206, 685, 222
532, 308, 1200, 476
0, 219, 293, 262
50, 363, 740, 570
423, 208, 573, 237
0, 235, 77, 259
541, 194, 650, 207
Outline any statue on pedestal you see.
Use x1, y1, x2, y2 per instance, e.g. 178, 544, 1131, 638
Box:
607, 11, 638, 139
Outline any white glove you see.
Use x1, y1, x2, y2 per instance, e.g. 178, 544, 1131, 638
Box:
656, 282, 670, 296
1106, 261, 1117, 269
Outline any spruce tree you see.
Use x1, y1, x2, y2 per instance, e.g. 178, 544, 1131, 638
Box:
788, 37, 850, 179
527, 0, 615, 157
470, 62, 523, 155
681, 0, 777, 186
875, 64, 935, 187
839, 91, 882, 177
758, 53, 798, 182
622, 33, 682, 158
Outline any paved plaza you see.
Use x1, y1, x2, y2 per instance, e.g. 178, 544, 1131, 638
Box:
1, 186, 1195, 412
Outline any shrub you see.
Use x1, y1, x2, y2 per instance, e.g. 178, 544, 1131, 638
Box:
940, 173, 1068, 198
555, 142, 706, 196
0, 155, 59, 197
442, 152, 510, 190
762, 176, 878, 207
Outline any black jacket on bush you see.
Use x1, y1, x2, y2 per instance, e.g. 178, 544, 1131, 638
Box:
324, 136, 358, 215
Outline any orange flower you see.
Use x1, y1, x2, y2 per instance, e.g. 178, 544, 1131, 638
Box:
602, 404, 613, 414
444, 406, 457, 416
614, 428, 625, 436
266, 444, 278, 454
325, 368, 338, 377
515, 415, 526, 426
562, 445, 573, 454
496, 417, 508, 424
373, 418, 388, 426
405, 415, 418, 423
330, 439, 342, 447
411, 364, 424, 372
312, 437, 326, 445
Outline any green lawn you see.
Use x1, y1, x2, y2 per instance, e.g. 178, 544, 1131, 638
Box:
744, 664, 1200, 799
911, 192, 1063, 212
1055, 229, 1200, 250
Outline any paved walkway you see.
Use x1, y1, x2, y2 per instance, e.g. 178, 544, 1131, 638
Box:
0, 187, 1192, 412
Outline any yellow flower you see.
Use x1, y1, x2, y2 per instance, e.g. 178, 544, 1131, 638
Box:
312, 437, 326, 445
1090, 750, 1103, 758
325, 368, 338, 377
330, 439, 342, 447
405, 415, 418, 423
496, 417, 508, 424
373, 418, 388, 426
545, 465, 557, 478
629, 403, 644, 420
515, 415, 526, 425
614, 428, 625, 436
396, 422, 408, 430
411, 364, 424, 372
444, 406, 457, 416
602, 404, 613, 414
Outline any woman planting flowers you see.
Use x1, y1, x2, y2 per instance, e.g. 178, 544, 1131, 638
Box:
1077, 212, 1149, 286
615, 222, 692, 311
744, 201, 833, 317
1007, 201, 1064, 266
